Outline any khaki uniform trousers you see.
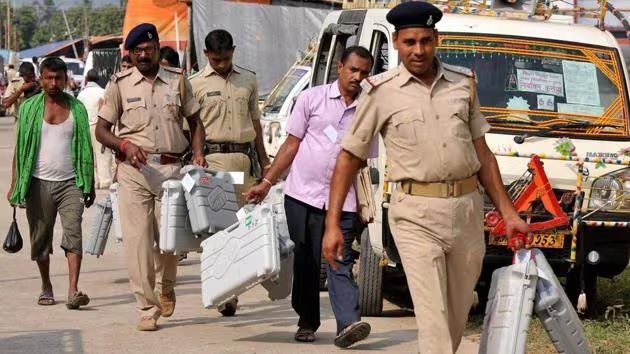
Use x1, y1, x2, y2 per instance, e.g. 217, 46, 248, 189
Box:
89, 125, 113, 188
388, 187, 485, 354
117, 162, 180, 319
205, 152, 256, 207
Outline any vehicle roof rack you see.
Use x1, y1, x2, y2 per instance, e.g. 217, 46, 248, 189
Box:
341, 0, 624, 30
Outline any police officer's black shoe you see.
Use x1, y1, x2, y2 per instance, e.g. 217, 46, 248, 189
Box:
218, 297, 238, 316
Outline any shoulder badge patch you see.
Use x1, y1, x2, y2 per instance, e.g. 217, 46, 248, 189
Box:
163, 66, 184, 75
442, 63, 474, 78
235, 65, 256, 75
112, 70, 132, 82
188, 71, 201, 80
360, 69, 398, 94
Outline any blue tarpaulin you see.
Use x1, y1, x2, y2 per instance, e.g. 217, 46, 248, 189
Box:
0, 49, 11, 63
19, 39, 77, 59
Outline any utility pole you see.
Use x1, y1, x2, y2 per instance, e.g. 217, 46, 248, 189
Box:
60, 7, 79, 58
83, 3, 89, 61
6, 0, 10, 51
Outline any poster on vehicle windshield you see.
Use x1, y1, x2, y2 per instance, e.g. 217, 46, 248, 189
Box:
561, 60, 600, 106
517, 69, 564, 96
557, 103, 604, 117
537, 95, 555, 110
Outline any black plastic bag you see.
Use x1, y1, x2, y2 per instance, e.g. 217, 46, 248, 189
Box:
3, 207, 22, 253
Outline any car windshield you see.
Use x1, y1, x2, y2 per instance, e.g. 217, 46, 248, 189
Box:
437, 34, 630, 139
66, 62, 84, 76
262, 68, 308, 114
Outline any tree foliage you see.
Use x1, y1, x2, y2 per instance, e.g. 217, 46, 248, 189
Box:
6, 4, 124, 50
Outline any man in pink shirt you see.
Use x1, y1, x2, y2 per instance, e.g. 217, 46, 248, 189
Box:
245, 46, 373, 348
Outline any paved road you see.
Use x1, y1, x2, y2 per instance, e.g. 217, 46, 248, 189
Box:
0, 118, 480, 353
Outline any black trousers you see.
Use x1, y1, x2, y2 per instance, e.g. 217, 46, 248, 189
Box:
284, 195, 360, 333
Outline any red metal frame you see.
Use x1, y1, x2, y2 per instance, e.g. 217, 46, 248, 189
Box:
490, 155, 569, 236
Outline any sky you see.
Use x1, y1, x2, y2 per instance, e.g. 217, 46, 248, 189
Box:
13, 0, 121, 8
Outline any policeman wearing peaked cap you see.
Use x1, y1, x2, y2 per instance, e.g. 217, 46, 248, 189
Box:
385, 0, 443, 30
96, 22, 206, 331
322, 2, 529, 353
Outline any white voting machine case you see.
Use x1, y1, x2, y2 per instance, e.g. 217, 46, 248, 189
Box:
86, 197, 113, 257
261, 205, 294, 300
479, 251, 538, 354
532, 249, 591, 353
159, 180, 207, 253
109, 183, 123, 242
180, 165, 239, 234
260, 183, 294, 300
200, 203, 281, 308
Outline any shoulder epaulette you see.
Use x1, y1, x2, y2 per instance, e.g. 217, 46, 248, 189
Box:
111, 69, 132, 82
442, 63, 474, 78
188, 71, 201, 80
163, 66, 184, 74
361, 69, 398, 94
235, 65, 256, 75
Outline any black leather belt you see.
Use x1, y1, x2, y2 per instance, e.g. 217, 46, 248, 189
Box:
204, 142, 251, 155
146, 153, 183, 165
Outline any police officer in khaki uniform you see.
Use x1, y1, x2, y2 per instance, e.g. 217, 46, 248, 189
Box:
3, 62, 40, 120
96, 23, 205, 331
189, 30, 270, 317
322, 3, 530, 353
189, 29, 271, 209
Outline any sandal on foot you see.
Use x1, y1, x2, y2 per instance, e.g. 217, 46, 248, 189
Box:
334, 321, 371, 348
294, 327, 315, 342
37, 291, 55, 306
66, 291, 90, 310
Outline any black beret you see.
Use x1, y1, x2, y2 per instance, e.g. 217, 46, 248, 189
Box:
124, 23, 159, 50
386, 1, 443, 31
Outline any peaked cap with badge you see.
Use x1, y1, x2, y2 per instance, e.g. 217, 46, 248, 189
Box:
386, 1, 443, 30
124, 23, 159, 50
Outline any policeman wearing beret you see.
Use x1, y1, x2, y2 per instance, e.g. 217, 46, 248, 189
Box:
96, 23, 205, 331
322, 2, 529, 352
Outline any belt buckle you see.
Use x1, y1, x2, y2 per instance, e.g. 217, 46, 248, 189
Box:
402, 181, 412, 194
147, 154, 161, 164
445, 181, 455, 198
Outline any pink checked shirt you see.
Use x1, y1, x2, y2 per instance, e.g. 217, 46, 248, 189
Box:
285, 81, 375, 212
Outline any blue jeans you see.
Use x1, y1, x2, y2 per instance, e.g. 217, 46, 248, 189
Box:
284, 195, 361, 334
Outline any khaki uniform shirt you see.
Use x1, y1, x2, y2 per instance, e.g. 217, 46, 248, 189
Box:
6, 68, 17, 80
3, 77, 24, 116
189, 64, 261, 143
99, 66, 200, 154
341, 60, 491, 183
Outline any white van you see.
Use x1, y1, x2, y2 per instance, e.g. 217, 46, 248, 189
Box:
61, 57, 85, 90
260, 65, 312, 158
312, 6, 630, 315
